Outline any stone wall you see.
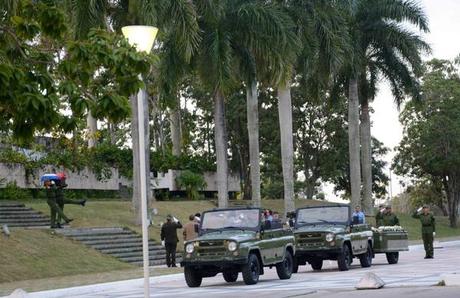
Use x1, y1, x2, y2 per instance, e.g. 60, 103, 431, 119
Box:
0, 163, 120, 190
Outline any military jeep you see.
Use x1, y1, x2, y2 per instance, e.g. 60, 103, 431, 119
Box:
180, 207, 295, 287
292, 204, 373, 272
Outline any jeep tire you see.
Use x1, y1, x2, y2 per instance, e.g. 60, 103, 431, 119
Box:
337, 244, 352, 271
386, 252, 399, 264
359, 244, 372, 268
292, 257, 299, 273
223, 270, 239, 282
184, 266, 202, 288
242, 253, 260, 285
310, 259, 323, 271
276, 250, 293, 280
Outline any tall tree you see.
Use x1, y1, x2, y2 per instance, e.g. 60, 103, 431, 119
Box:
276, 0, 349, 214
341, 0, 429, 213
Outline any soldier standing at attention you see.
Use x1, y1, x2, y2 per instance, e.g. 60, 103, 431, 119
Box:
412, 205, 436, 259
55, 173, 86, 225
183, 214, 199, 242
382, 206, 400, 226
161, 214, 182, 267
375, 205, 385, 227
44, 179, 72, 228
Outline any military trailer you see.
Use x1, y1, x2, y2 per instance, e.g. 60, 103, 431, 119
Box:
372, 225, 409, 264
292, 204, 373, 272
181, 207, 295, 287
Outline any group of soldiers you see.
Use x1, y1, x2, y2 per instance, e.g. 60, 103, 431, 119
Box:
42, 173, 86, 229
376, 204, 436, 259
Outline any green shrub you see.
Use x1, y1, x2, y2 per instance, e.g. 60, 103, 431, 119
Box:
0, 181, 31, 200
176, 170, 206, 200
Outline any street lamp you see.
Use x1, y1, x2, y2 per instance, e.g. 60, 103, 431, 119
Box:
122, 25, 158, 298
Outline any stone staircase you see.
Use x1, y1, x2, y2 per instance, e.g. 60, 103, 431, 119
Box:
56, 227, 179, 266
0, 201, 50, 227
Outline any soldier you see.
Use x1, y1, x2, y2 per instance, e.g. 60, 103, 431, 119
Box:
183, 214, 199, 242
382, 205, 400, 226
55, 173, 86, 225
375, 204, 385, 227
412, 205, 436, 259
44, 179, 72, 228
161, 214, 182, 267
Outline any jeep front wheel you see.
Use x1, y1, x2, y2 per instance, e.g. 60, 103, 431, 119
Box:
337, 244, 352, 271
359, 245, 373, 268
276, 250, 293, 280
386, 252, 399, 264
223, 270, 238, 282
310, 259, 323, 271
242, 253, 260, 285
292, 257, 299, 273
184, 266, 202, 288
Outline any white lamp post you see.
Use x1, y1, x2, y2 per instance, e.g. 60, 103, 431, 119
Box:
122, 25, 158, 298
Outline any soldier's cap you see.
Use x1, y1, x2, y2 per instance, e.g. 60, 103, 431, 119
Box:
422, 204, 429, 208
166, 214, 173, 219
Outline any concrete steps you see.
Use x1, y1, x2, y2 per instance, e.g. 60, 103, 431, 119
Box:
0, 202, 50, 228
56, 227, 180, 266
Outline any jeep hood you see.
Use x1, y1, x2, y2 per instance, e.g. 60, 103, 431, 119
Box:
195, 230, 257, 242
294, 224, 346, 234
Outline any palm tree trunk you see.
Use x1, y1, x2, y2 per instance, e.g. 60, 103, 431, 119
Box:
278, 85, 295, 216
348, 77, 361, 209
246, 80, 261, 207
131, 89, 152, 225
170, 96, 182, 156
360, 98, 373, 215
214, 90, 228, 208
87, 113, 97, 148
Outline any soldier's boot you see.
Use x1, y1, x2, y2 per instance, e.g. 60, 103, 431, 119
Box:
80, 199, 86, 206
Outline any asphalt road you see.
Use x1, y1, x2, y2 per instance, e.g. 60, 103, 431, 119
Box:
24, 241, 460, 298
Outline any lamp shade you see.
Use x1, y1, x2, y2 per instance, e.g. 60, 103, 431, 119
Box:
122, 25, 158, 53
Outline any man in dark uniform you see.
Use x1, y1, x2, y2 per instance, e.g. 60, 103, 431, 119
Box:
161, 214, 182, 267
382, 205, 400, 226
412, 205, 436, 259
55, 173, 86, 225
44, 179, 72, 228
375, 204, 385, 226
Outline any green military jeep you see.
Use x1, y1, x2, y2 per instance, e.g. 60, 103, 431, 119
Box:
292, 204, 373, 272
181, 207, 295, 287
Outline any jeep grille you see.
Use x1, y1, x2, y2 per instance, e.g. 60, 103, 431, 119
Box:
196, 240, 226, 256
297, 232, 323, 244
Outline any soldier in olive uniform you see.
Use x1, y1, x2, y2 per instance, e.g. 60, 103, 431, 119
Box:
161, 214, 182, 267
375, 205, 385, 226
382, 206, 400, 226
412, 205, 436, 259
55, 174, 86, 225
44, 180, 72, 228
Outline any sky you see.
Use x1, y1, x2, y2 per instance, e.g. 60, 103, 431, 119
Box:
351, 0, 460, 201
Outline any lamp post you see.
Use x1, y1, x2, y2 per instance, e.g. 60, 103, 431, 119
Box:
122, 25, 158, 298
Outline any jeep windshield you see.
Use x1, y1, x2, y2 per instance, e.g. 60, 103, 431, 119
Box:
201, 209, 260, 232
295, 206, 349, 227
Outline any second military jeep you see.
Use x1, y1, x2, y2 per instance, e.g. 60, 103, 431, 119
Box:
180, 207, 295, 287
292, 204, 373, 272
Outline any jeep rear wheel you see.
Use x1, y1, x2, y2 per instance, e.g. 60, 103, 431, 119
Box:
386, 252, 399, 264
276, 250, 293, 280
359, 245, 372, 268
223, 270, 238, 282
337, 244, 352, 271
184, 266, 202, 288
310, 259, 323, 271
242, 253, 260, 285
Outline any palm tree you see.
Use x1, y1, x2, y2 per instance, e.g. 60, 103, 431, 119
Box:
342, 0, 430, 213
64, 0, 200, 224
194, 0, 296, 208
276, 0, 349, 214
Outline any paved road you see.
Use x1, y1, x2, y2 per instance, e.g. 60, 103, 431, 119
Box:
26, 241, 460, 298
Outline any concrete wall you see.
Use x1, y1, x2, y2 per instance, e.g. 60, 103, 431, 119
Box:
151, 169, 241, 192
0, 163, 119, 190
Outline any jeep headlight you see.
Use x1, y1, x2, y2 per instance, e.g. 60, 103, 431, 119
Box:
185, 243, 195, 254
325, 233, 335, 242
227, 241, 237, 252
